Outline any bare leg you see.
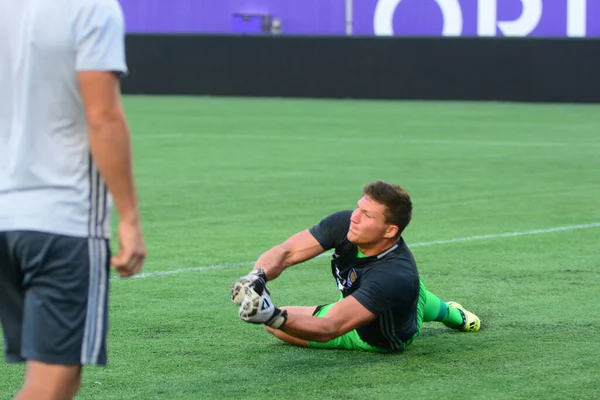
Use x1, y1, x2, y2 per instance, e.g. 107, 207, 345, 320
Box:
264, 306, 318, 348
15, 361, 82, 400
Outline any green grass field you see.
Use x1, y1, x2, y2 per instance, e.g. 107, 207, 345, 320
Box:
1, 97, 599, 399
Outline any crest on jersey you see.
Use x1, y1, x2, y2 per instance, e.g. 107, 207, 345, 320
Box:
347, 269, 358, 288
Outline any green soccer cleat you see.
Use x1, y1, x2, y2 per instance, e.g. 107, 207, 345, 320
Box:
446, 302, 481, 332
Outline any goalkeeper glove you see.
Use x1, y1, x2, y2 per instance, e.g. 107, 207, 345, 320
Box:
238, 285, 287, 329
230, 268, 268, 305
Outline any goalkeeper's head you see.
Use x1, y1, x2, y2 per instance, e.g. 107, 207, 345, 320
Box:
347, 180, 413, 246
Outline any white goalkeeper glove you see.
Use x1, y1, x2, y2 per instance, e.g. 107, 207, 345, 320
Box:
238, 282, 287, 329
230, 268, 268, 305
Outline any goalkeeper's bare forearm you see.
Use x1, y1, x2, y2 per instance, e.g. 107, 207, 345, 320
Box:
253, 230, 324, 281
271, 296, 376, 342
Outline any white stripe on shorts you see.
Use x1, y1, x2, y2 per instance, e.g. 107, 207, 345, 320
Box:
81, 238, 108, 365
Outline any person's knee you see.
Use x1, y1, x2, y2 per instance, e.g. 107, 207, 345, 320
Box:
65, 373, 82, 398
19, 361, 82, 400
20, 375, 81, 400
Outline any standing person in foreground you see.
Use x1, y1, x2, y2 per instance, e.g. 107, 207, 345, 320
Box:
0, 1, 146, 399
231, 181, 480, 353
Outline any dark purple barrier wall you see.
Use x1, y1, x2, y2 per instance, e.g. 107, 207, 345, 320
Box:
121, 35, 600, 103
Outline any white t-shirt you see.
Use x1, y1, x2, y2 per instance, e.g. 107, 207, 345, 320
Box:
0, 0, 128, 239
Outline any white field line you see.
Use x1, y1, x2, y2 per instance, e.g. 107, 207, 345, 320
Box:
132, 132, 578, 147
112, 222, 600, 282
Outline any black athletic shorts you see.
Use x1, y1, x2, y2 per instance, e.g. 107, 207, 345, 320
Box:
0, 231, 110, 366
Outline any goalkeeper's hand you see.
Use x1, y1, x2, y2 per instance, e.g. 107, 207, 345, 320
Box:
238, 285, 287, 329
230, 268, 268, 305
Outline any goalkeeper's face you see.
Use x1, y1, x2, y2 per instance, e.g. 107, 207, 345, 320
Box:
347, 196, 397, 246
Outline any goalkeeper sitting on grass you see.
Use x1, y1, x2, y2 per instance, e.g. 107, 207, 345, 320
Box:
231, 180, 480, 353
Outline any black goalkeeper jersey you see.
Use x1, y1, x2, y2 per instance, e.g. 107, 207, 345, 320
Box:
308, 210, 421, 352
